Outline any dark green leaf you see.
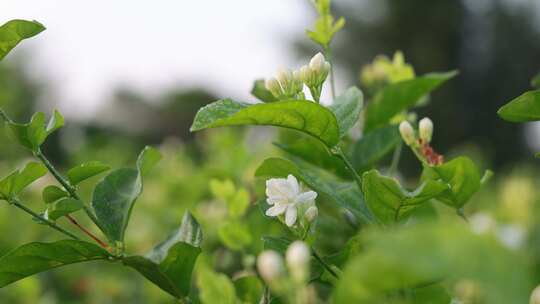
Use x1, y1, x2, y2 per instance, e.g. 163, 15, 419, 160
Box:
328, 86, 363, 138
92, 168, 141, 242
352, 125, 401, 171
46, 198, 84, 221
123, 242, 201, 299
251, 79, 278, 102
423, 157, 482, 209
0, 240, 110, 288
362, 170, 448, 224
255, 157, 374, 223
262, 236, 292, 253
190, 99, 340, 147
0, 162, 47, 199
136, 146, 162, 177
364, 71, 457, 132
147, 212, 203, 262
0, 19, 45, 61
497, 90, 540, 122
42, 185, 69, 204
67, 161, 110, 186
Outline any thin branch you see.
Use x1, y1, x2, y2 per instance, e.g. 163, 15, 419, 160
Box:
332, 147, 362, 190
389, 142, 403, 177
65, 215, 109, 250
10, 198, 80, 240
311, 248, 339, 279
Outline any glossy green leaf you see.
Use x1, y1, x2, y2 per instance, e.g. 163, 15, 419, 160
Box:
0, 162, 47, 200
275, 132, 350, 178
0, 240, 110, 288
197, 268, 238, 304
190, 99, 340, 147
328, 86, 363, 138
92, 168, 141, 242
123, 242, 201, 299
255, 157, 374, 224
352, 125, 401, 171
334, 222, 532, 304
423, 156, 482, 208
42, 185, 69, 204
497, 90, 540, 122
218, 220, 252, 250
147, 212, 203, 262
251, 79, 278, 102
364, 71, 457, 132
5, 110, 64, 151
233, 275, 263, 304
67, 161, 110, 186
137, 146, 162, 177
46, 198, 84, 221
362, 170, 448, 224
0, 19, 45, 61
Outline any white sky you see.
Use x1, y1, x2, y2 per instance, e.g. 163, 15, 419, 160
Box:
3, 0, 311, 119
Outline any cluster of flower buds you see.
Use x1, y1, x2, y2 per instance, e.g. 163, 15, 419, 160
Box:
257, 241, 311, 294
265, 53, 331, 103
360, 51, 415, 92
399, 117, 444, 166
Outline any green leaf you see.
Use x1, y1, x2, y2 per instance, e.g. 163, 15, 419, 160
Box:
423, 156, 482, 209
197, 268, 238, 304
364, 71, 457, 132
46, 198, 84, 221
124, 212, 202, 299
251, 79, 278, 102
67, 161, 110, 186
352, 125, 401, 171
233, 275, 263, 304
0, 240, 110, 288
0, 19, 45, 61
42, 185, 69, 204
123, 242, 201, 299
531, 72, 540, 89
147, 212, 203, 262
262, 236, 292, 253
190, 99, 340, 147
218, 220, 252, 250
209, 179, 236, 201
362, 170, 448, 224
328, 86, 363, 138
0, 162, 47, 200
92, 168, 141, 242
255, 157, 374, 224
334, 222, 532, 304
136, 146, 162, 177
5, 111, 64, 151
497, 90, 540, 122
228, 189, 250, 218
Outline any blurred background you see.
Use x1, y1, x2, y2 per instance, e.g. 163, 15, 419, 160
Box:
2, 0, 540, 303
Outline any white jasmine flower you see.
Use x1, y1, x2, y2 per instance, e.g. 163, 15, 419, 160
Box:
286, 241, 310, 283
265, 175, 317, 227
257, 250, 284, 283
419, 117, 434, 142
399, 121, 415, 145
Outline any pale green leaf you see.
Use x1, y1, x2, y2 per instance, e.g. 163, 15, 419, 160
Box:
42, 185, 69, 204
497, 90, 540, 122
0, 19, 45, 61
67, 161, 110, 186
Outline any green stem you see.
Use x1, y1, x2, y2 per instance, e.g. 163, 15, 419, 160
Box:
10, 198, 80, 240
389, 142, 403, 177
0, 109, 9, 122
35, 150, 107, 236
311, 248, 338, 279
324, 46, 336, 100
332, 147, 362, 190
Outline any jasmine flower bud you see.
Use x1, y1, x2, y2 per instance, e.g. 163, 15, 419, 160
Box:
304, 206, 318, 222
531, 285, 540, 304
265, 77, 282, 98
399, 121, 416, 145
419, 117, 433, 143
257, 250, 284, 283
309, 52, 326, 74
286, 241, 310, 283
299, 65, 312, 84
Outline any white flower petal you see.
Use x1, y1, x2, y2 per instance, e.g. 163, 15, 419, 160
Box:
295, 191, 317, 204
267, 197, 286, 206
285, 205, 298, 227
266, 204, 287, 217
287, 175, 300, 195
